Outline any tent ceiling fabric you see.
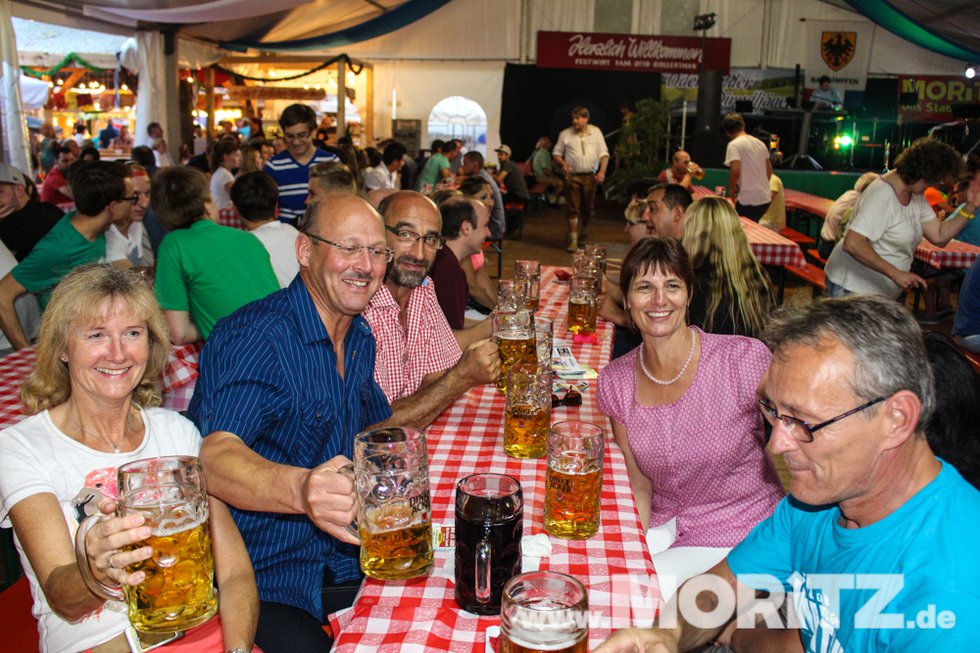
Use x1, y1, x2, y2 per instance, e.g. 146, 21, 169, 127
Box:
830, 0, 980, 59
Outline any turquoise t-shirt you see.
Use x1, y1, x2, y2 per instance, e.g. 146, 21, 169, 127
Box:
415, 153, 450, 190
956, 215, 980, 247
154, 219, 279, 340
728, 461, 980, 651
11, 212, 106, 310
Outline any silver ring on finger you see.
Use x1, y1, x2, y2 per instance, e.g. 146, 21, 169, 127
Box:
107, 553, 119, 569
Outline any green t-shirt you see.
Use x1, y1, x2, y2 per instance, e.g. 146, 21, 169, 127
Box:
532, 147, 553, 178
415, 153, 450, 190
154, 219, 279, 340
11, 212, 106, 310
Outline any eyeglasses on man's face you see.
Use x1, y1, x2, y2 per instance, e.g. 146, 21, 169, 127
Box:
385, 225, 445, 250
757, 396, 888, 443
284, 130, 311, 142
303, 231, 394, 263
117, 195, 140, 205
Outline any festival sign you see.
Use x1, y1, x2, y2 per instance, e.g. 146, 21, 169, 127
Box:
805, 20, 874, 91
225, 86, 326, 101
536, 31, 731, 74
661, 68, 795, 112
898, 75, 980, 123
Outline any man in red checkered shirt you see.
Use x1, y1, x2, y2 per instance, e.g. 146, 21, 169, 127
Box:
363, 191, 500, 426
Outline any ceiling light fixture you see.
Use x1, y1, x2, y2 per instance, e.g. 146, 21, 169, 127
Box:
967, 65, 976, 79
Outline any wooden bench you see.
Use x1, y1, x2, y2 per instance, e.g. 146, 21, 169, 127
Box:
806, 248, 828, 267
958, 344, 980, 373
778, 263, 826, 301
779, 227, 816, 247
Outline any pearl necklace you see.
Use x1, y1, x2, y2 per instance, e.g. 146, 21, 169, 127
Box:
66, 403, 134, 453
639, 327, 697, 386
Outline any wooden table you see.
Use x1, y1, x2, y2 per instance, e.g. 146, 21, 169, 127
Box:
330, 266, 657, 652
914, 239, 980, 270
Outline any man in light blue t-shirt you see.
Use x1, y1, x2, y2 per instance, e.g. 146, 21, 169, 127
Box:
596, 296, 980, 653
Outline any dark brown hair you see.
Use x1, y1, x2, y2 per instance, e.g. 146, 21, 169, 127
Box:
619, 236, 696, 303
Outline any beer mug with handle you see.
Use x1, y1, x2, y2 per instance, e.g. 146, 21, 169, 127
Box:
455, 474, 523, 614
115, 456, 218, 633
545, 421, 605, 539
354, 427, 433, 580
500, 571, 589, 653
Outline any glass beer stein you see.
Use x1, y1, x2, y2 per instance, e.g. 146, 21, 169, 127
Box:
504, 364, 552, 459
116, 456, 218, 633
567, 277, 598, 335
353, 427, 433, 580
492, 309, 536, 392
455, 474, 523, 615
545, 421, 605, 539
500, 571, 589, 653
515, 260, 541, 311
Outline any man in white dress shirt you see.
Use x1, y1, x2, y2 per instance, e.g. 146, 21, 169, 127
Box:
231, 172, 300, 288
363, 141, 407, 191
552, 106, 609, 252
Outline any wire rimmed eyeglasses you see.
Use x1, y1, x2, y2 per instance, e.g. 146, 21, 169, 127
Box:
303, 231, 394, 263
385, 225, 445, 250
757, 396, 888, 443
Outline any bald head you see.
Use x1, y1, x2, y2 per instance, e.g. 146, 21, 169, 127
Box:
378, 190, 439, 227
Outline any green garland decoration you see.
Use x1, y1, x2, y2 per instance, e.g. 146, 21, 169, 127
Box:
213, 54, 363, 83
21, 52, 109, 78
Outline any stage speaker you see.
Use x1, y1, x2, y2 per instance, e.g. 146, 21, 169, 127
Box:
695, 70, 725, 167
953, 103, 980, 119
899, 92, 919, 107
735, 100, 754, 114
864, 78, 898, 121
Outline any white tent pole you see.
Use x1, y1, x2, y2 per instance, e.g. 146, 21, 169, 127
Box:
0, 0, 32, 174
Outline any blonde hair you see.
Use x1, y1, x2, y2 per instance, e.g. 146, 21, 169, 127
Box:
21, 265, 170, 414
239, 146, 263, 175
681, 197, 773, 336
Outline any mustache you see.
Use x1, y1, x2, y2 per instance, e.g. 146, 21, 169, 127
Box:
342, 271, 375, 282
396, 254, 429, 268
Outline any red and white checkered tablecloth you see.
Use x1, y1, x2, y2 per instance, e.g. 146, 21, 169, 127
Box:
740, 217, 808, 268
914, 239, 980, 270
0, 343, 202, 430
331, 266, 658, 652
216, 207, 247, 230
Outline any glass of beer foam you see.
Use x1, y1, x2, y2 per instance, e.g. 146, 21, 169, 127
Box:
504, 364, 552, 459
353, 426, 433, 580
455, 473, 523, 615
515, 260, 541, 311
492, 309, 536, 393
116, 456, 217, 633
500, 571, 589, 653
545, 421, 605, 539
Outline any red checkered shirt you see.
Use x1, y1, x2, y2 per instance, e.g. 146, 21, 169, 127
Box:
363, 278, 462, 402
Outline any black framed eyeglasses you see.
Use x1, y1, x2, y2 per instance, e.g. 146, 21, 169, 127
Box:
284, 130, 311, 142
118, 194, 140, 205
385, 225, 445, 250
758, 396, 888, 443
303, 231, 394, 263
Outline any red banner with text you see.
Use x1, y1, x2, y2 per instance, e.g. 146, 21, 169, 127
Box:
898, 75, 980, 122
536, 31, 731, 75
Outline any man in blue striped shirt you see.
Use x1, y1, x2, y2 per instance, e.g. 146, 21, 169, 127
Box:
192, 193, 393, 653
263, 104, 338, 224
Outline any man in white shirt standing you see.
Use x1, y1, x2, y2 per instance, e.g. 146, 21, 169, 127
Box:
552, 106, 609, 252
231, 171, 301, 288
723, 113, 772, 222
363, 141, 407, 191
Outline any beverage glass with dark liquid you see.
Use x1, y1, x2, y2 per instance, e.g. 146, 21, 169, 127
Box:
454, 474, 523, 614
115, 456, 217, 633
500, 571, 589, 653
354, 427, 433, 580
545, 421, 604, 539
504, 364, 552, 459
515, 260, 541, 311
492, 309, 536, 392
567, 277, 597, 335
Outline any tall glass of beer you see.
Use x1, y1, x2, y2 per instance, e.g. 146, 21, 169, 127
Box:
533, 316, 553, 370
500, 571, 589, 653
492, 309, 536, 392
567, 277, 598, 335
497, 278, 528, 313
455, 474, 523, 614
504, 364, 552, 459
116, 456, 217, 633
515, 260, 541, 311
545, 421, 604, 539
354, 427, 433, 580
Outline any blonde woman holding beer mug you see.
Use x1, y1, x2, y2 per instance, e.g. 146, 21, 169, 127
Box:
0, 265, 258, 653
596, 237, 783, 600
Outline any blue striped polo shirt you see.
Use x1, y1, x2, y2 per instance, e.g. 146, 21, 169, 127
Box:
263, 147, 339, 224
189, 274, 392, 619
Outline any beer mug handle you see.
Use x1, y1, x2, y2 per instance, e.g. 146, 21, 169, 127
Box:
74, 515, 125, 601
475, 537, 492, 604
338, 464, 359, 538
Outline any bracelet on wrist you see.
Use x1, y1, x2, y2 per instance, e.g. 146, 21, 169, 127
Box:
957, 202, 975, 220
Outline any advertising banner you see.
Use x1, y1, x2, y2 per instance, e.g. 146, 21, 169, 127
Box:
898, 75, 980, 122
804, 20, 874, 91
661, 68, 795, 112
536, 31, 730, 75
